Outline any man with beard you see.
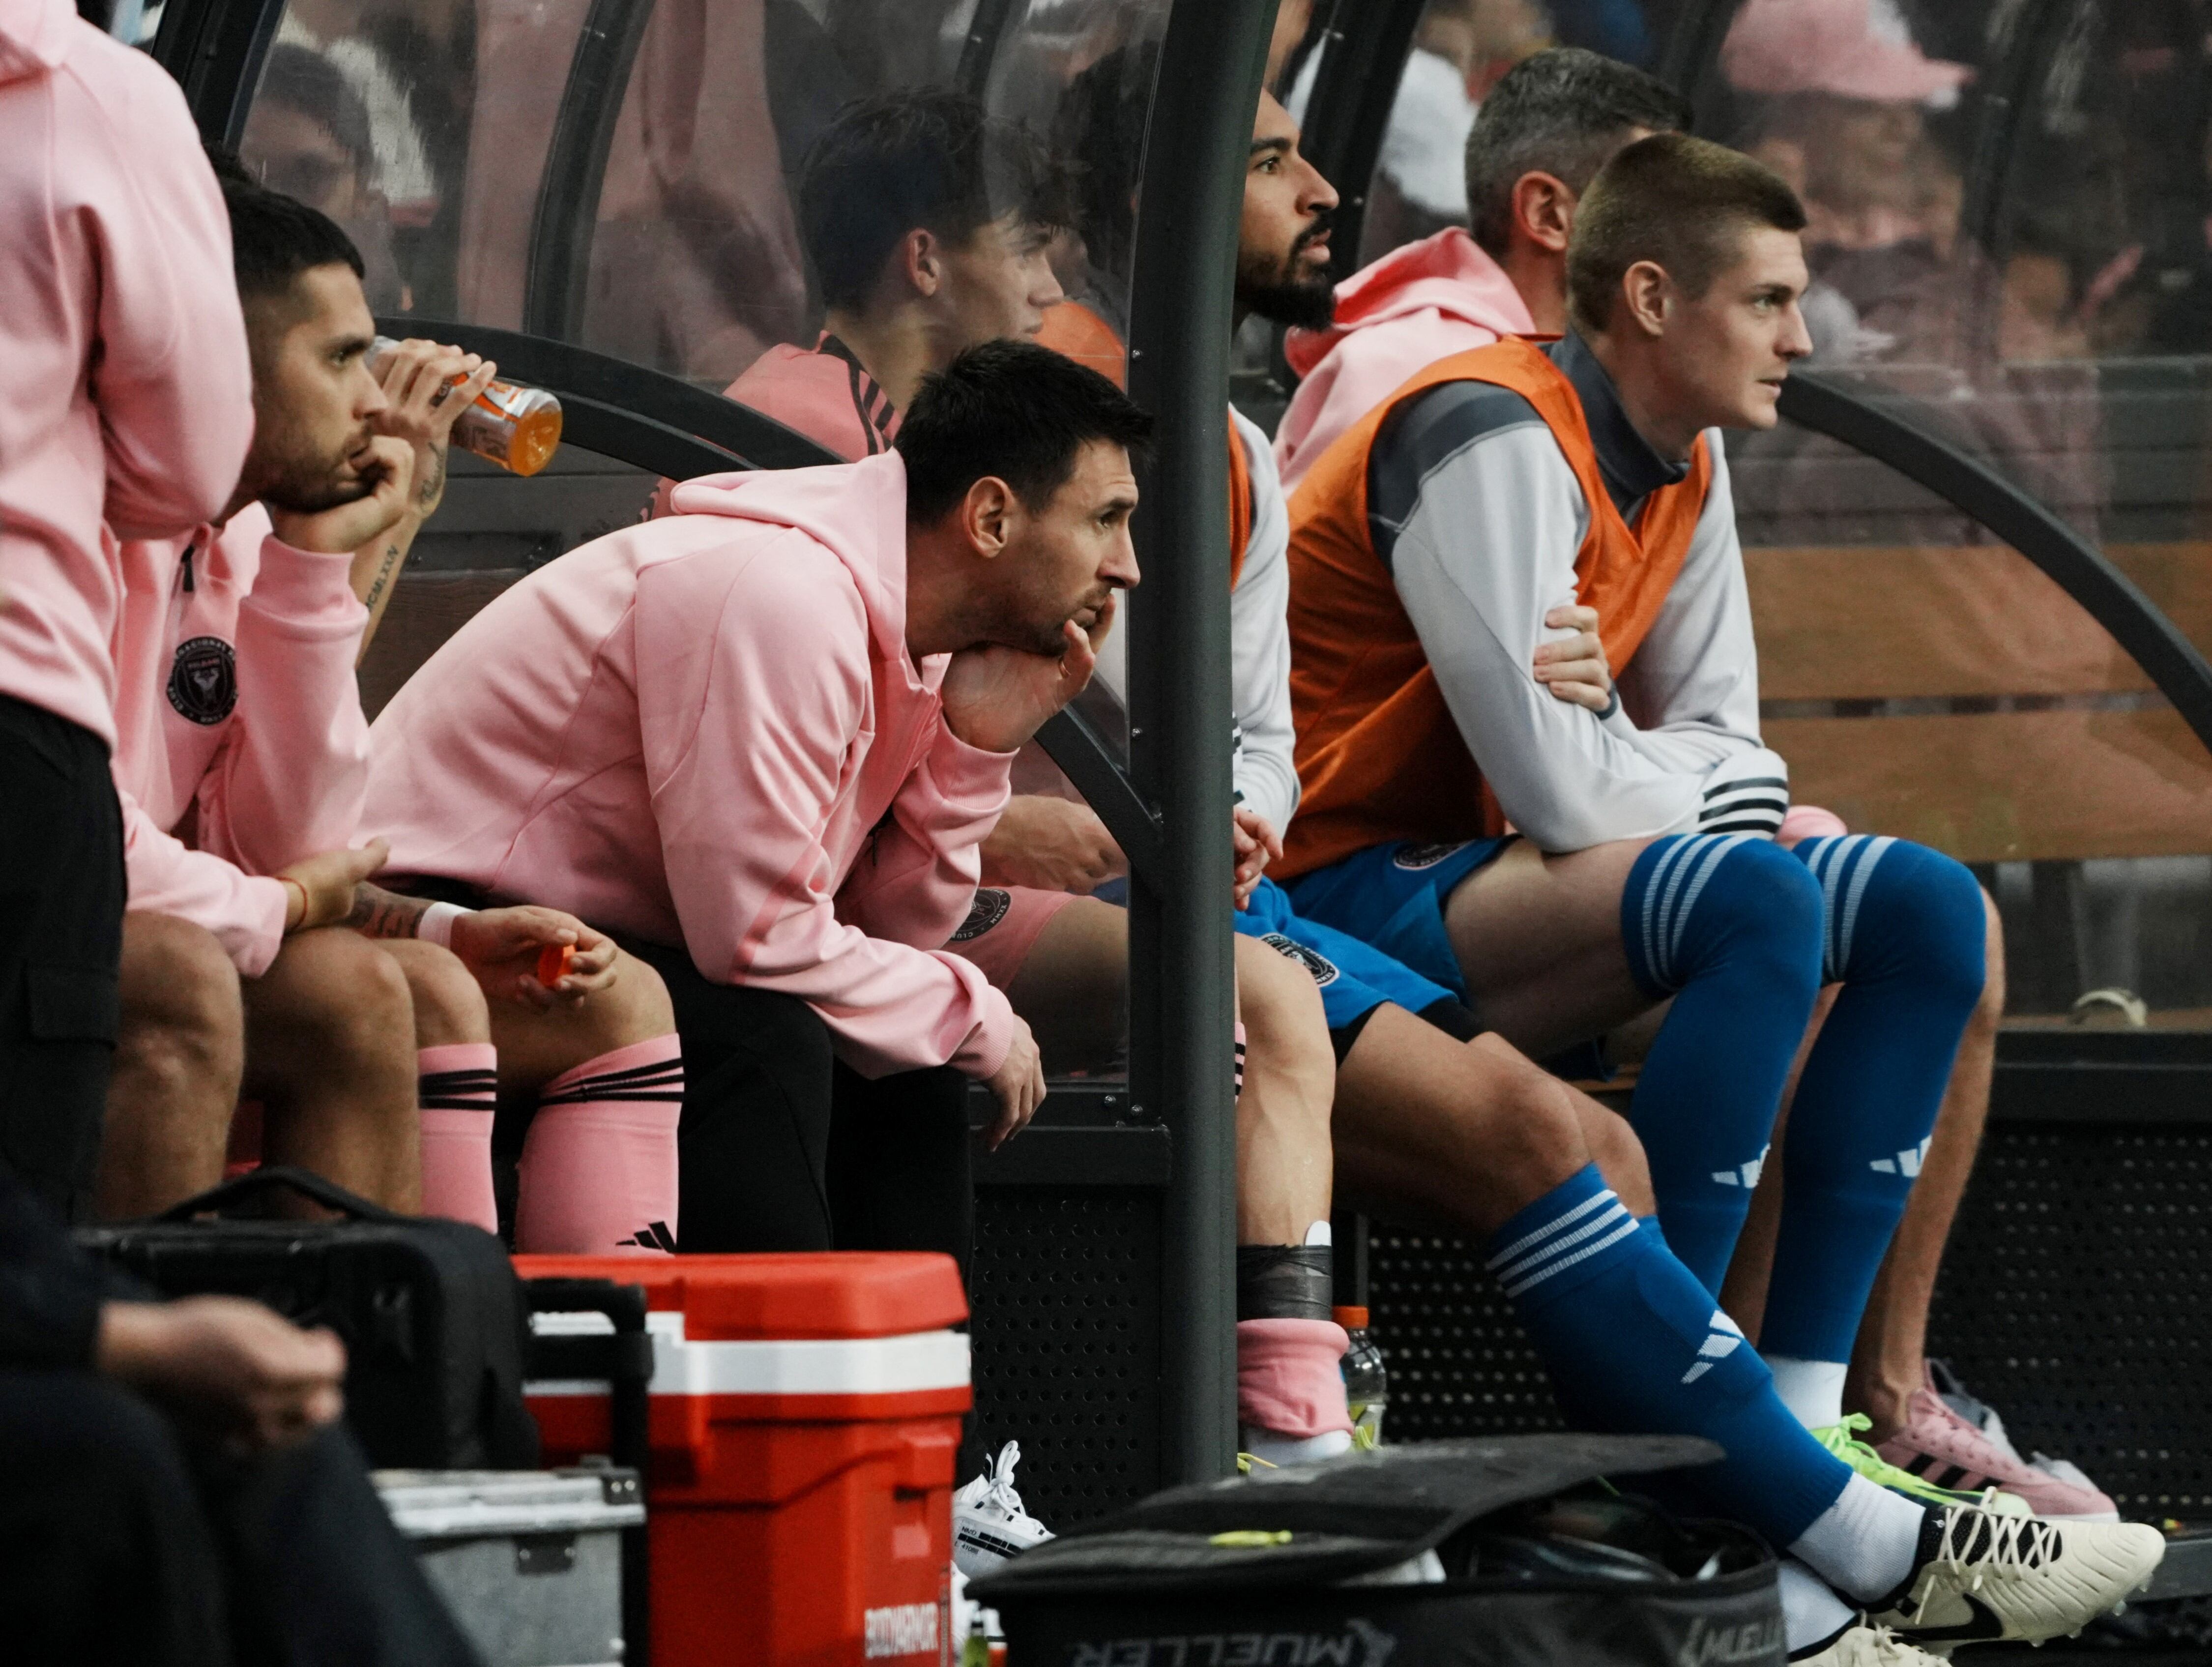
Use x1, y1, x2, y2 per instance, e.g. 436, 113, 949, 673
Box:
363, 342, 1140, 1283
102, 166, 682, 1251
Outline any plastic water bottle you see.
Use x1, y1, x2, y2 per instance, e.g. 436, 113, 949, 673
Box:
1337, 1304, 1387, 1449
368, 337, 563, 476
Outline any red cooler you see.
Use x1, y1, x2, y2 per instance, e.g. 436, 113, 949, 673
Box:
517, 1253, 970, 1667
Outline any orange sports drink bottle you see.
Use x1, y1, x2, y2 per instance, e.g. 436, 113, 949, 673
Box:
369, 337, 563, 476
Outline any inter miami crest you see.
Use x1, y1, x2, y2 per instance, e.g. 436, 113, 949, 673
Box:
1392, 841, 1472, 871
167, 636, 238, 726
1260, 931, 1339, 987
952, 888, 1013, 943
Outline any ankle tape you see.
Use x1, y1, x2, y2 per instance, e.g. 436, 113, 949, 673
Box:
1235, 1245, 1334, 1321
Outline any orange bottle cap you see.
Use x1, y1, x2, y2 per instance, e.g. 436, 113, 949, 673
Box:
537, 942, 576, 988
1333, 1305, 1369, 1329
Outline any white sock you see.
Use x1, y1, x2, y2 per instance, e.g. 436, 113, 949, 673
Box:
1788, 1474, 1927, 1603
1769, 1356, 1850, 1430
1779, 1558, 1859, 1657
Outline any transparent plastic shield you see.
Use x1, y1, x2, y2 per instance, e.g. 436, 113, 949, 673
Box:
1733, 421, 2212, 1026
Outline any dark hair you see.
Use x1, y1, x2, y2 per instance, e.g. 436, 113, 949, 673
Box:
211, 146, 365, 302
255, 43, 375, 173
1566, 132, 1806, 333
896, 340, 1152, 524
798, 88, 1073, 311
1051, 40, 1157, 285
1464, 47, 1691, 257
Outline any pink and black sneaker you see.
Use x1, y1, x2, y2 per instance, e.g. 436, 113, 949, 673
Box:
1874, 1365, 2119, 1521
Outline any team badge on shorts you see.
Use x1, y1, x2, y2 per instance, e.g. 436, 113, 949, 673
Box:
952, 888, 1013, 942
1393, 841, 1473, 871
167, 636, 238, 726
1260, 932, 1339, 987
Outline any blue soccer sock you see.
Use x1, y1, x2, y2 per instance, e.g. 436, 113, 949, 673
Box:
1619, 835, 1826, 1289
1489, 1165, 1853, 1550
1761, 836, 1986, 1369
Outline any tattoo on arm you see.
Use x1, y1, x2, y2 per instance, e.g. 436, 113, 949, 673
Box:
345, 882, 432, 938
362, 542, 403, 614
416, 441, 448, 512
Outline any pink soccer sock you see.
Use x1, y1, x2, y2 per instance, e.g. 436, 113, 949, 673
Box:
1236, 1317, 1354, 1438
515, 1036, 685, 1255
417, 1043, 499, 1232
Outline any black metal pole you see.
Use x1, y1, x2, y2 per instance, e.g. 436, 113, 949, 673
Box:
521, 0, 658, 342
1296, 0, 1429, 286
1124, 0, 1275, 1488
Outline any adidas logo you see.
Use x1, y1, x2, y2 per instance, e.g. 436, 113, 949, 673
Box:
1871, 1136, 1932, 1177
622, 1220, 678, 1252
1680, 1309, 1744, 1384
1710, 1146, 1769, 1189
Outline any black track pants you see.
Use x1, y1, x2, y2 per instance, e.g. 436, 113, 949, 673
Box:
0, 695, 124, 1220
622, 939, 973, 1271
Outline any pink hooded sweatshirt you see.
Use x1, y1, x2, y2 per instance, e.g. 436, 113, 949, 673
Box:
111, 509, 372, 976
0, 0, 253, 745
363, 453, 1016, 1079
1273, 226, 1533, 492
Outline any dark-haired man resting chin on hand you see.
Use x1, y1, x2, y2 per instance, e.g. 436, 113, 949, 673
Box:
361, 340, 1146, 1266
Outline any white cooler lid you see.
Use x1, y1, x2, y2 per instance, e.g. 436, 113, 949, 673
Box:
374, 1469, 646, 1539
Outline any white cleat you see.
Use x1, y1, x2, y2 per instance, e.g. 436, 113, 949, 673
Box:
1871, 1505, 2164, 1652
953, 1440, 1054, 1578
1792, 1620, 1949, 1666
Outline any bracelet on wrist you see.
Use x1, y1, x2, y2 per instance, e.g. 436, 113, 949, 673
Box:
417, 900, 475, 947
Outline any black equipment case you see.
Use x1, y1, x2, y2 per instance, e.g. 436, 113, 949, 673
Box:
77, 1166, 539, 1469
967, 1434, 1783, 1667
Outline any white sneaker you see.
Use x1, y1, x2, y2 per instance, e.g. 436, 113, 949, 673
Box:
953, 1441, 1053, 1578
1872, 1505, 2164, 1650
1793, 1620, 1948, 1665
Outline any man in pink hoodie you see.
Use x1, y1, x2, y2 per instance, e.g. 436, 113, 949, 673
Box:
1273, 47, 1688, 491
0, 0, 254, 1216
365, 340, 1142, 1266
103, 166, 685, 1257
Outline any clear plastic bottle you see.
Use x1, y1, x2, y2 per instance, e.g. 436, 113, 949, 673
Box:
1337, 1304, 1387, 1450
368, 337, 563, 477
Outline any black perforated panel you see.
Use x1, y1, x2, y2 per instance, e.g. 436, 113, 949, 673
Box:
968, 1190, 1164, 1529
1366, 1230, 1560, 1441
1924, 1127, 2212, 1515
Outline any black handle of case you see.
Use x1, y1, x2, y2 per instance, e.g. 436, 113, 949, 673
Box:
523, 1275, 652, 1667
153, 1164, 397, 1224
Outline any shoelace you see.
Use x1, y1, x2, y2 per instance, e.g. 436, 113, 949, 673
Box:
1816, 1416, 1976, 1505
977, 1441, 1042, 1528
1839, 1621, 1924, 1665
1929, 1507, 2064, 1595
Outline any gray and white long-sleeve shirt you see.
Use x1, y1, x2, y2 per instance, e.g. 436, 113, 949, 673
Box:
1367, 329, 1787, 852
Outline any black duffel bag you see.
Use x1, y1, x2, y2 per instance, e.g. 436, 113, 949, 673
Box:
77, 1165, 539, 1470
968, 1433, 1782, 1667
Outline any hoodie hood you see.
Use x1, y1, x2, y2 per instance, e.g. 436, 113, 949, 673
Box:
1284, 226, 1534, 379
664, 450, 925, 684
0, 0, 75, 81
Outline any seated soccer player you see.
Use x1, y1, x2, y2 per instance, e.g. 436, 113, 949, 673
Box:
1277, 43, 2076, 1521
705, 85, 1351, 1467
1274, 131, 2160, 1644
363, 342, 1144, 1282
101, 168, 680, 1255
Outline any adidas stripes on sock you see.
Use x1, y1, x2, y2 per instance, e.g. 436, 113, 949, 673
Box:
1619, 835, 1826, 1289
1763, 836, 1986, 1365
515, 1036, 685, 1255
1488, 1166, 1854, 1550
417, 1042, 498, 1232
